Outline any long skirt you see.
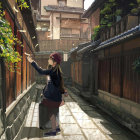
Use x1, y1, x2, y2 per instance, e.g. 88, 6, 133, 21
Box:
39, 98, 64, 129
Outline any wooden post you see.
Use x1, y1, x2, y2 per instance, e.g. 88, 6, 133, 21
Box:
120, 44, 124, 98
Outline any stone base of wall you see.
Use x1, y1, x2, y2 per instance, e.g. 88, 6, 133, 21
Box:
0, 83, 38, 140
90, 90, 140, 137
67, 83, 92, 101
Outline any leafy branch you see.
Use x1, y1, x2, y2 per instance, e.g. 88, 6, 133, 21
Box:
100, 0, 122, 28
91, 25, 100, 41
129, 0, 140, 15
16, 0, 29, 9
0, 11, 23, 72
0, 0, 29, 72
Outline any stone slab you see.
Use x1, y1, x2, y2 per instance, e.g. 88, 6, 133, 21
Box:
64, 135, 86, 140
72, 112, 90, 120
61, 124, 82, 135
60, 116, 76, 124
77, 120, 97, 129
82, 128, 107, 140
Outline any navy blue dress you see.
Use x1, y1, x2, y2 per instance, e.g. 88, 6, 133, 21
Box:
31, 61, 64, 107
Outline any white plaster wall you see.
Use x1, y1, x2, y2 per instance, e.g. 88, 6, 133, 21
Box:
50, 14, 53, 39
41, 0, 57, 15
67, 0, 83, 8
53, 13, 60, 39
62, 13, 80, 19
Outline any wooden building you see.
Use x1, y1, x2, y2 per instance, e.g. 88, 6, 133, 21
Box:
0, 0, 38, 139
31, 0, 90, 52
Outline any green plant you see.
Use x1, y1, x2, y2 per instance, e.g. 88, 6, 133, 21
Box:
130, 0, 140, 15
91, 25, 100, 41
107, 22, 112, 27
100, 0, 119, 28
0, 0, 29, 72
131, 8, 139, 14
132, 57, 140, 73
137, 0, 140, 4
115, 9, 122, 16
16, 0, 29, 9
0, 11, 23, 72
100, 5, 112, 15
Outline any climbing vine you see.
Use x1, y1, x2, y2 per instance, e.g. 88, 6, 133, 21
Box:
132, 57, 140, 73
0, 0, 29, 72
91, 25, 100, 41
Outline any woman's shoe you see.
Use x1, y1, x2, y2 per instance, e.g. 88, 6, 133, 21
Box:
44, 131, 56, 137
56, 127, 61, 133
40, 126, 46, 130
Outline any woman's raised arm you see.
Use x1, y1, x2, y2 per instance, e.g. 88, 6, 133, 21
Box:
27, 56, 52, 75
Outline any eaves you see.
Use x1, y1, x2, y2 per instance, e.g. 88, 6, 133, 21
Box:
93, 25, 140, 52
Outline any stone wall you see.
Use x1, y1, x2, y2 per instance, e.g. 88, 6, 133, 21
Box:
0, 83, 38, 140
0, 59, 5, 138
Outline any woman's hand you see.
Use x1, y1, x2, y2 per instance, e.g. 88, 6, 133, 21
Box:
64, 92, 69, 97
40, 93, 44, 98
27, 56, 34, 63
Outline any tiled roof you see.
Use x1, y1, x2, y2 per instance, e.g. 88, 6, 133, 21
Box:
69, 41, 91, 54
94, 24, 140, 51
44, 5, 84, 14
77, 40, 101, 54
73, 24, 140, 54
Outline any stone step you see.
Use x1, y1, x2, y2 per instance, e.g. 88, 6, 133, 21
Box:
21, 102, 37, 140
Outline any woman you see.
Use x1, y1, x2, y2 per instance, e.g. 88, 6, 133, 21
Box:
27, 52, 68, 136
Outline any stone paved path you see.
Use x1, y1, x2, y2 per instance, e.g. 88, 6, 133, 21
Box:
21, 87, 140, 140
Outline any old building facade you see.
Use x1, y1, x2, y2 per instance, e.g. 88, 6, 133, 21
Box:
31, 0, 90, 52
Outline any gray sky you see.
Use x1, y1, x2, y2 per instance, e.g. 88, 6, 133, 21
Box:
84, 0, 95, 10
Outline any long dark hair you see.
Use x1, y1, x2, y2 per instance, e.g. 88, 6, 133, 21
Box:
55, 63, 65, 93
47, 61, 65, 93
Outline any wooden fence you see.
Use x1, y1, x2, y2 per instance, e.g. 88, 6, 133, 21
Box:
98, 49, 140, 103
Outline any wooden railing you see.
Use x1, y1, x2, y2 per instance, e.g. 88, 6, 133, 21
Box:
100, 15, 139, 41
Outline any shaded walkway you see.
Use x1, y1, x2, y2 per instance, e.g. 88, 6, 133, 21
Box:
21, 86, 139, 140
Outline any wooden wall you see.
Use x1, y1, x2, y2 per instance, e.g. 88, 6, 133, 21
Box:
98, 38, 140, 103
3, 9, 36, 107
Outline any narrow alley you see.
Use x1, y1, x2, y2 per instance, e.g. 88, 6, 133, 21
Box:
0, 0, 140, 140
21, 86, 139, 140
